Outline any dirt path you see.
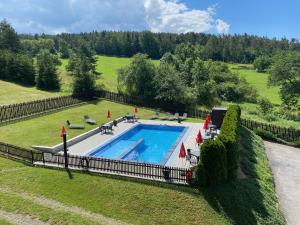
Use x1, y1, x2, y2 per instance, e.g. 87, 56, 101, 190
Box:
0, 209, 50, 225
0, 187, 132, 225
264, 141, 300, 225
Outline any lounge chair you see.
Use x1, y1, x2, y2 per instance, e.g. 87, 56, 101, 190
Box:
84, 115, 96, 125
66, 120, 85, 129
179, 113, 188, 120
159, 112, 172, 120
169, 113, 179, 121
149, 111, 160, 120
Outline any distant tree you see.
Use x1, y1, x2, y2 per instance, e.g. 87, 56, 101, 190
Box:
117, 53, 156, 100
59, 39, 70, 58
269, 52, 300, 107
72, 71, 96, 98
253, 55, 272, 72
0, 20, 20, 52
139, 31, 160, 59
36, 50, 60, 90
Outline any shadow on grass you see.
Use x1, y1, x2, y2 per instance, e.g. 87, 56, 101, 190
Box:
200, 127, 283, 225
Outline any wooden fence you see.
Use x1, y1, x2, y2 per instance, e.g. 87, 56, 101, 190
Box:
0, 142, 191, 184
0, 95, 82, 123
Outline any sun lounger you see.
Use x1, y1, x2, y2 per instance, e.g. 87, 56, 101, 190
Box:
66, 120, 85, 129
159, 112, 172, 120
179, 113, 187, 120
169, 113, 179, 121
84, 115, 96, 124
149, 111, 160, 120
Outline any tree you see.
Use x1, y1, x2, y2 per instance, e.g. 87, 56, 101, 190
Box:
257, 97, 274, 114
269, 52, 300, 107
117, 53, 156, 100
36, 50, 60, 90
153, 63, 187, 105
0, 20, 20, 52
253, 55, 272, 72
139, 31, 160, 59
72, 71, 96, 98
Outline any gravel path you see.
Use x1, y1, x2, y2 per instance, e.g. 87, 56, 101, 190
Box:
0, 209, 50, 225
264, 141, 300, 225
0, 187, 132, 225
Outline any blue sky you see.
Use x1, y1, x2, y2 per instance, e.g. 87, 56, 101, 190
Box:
0, 0, 299, 39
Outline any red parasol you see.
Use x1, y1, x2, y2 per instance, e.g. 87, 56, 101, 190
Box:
107, 110, 111, 118
203, 118, 209, 130
196, 130, 203, 145
134, 106, 138, 113
205, 114, 211, 123
60, 126, 67, 137
179, 143, 187, 158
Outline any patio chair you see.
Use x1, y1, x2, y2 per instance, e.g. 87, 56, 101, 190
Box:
149, 111, 160, 120
66, 120, 85, 129
179, 113, 188, 120
83, 115, 96, 125
100, 123, 113, 134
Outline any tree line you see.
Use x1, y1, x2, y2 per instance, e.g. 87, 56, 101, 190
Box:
20, 31, 300, 63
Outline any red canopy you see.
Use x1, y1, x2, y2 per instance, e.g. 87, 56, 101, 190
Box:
179, 143, 187, 158
60, 126, 67, 137
134, 106, 138, 113
107, 110, 111, 118
196, 130, 203, 144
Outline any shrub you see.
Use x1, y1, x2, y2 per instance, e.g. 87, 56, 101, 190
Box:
257, 97, 274, 115
196, 139, 227, 187
217, 105, 241, 180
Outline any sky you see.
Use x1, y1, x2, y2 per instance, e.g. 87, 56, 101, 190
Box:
0, 0, 299, 39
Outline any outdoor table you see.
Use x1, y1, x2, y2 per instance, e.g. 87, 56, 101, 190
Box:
125, 115, 136, 122
102, 124, 113, 134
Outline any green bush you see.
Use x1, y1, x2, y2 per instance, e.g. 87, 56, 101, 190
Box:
218, 105, 241, 180
196, 139, 227, 187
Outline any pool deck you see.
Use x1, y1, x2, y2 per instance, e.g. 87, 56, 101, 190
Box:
66, 120, 205, 168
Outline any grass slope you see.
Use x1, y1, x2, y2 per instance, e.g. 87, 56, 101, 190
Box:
0, 158, 230, 225
0, 80, 60, 105
228, 64, 281, 104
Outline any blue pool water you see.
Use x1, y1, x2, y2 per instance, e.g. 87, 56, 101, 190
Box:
87, 124, 187, 165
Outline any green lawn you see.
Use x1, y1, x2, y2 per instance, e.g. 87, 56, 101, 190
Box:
228, 63, 281, 105
0, 127, 284, 225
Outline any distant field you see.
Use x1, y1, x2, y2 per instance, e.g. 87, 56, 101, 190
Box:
59, 55, 159, 93
228, 64, 281, 105
0, 80, 60, 105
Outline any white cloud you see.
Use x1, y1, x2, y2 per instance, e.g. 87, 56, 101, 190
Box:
216, 19, 230, 34
0, 0, 229, 34
144, 0, 230, 34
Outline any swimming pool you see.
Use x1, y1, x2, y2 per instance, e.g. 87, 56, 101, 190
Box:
86, 124, 188, 165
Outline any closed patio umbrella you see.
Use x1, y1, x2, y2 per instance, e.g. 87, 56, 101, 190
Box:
107, 110, 111, 118
196, 130, 203, 145
179, 143, 187, 158
203, 118, 209, 130
134, 106, 138, 113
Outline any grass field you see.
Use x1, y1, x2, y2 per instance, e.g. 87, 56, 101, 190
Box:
228, 64, 281, 105
0, 127, 284, 225
0, 80, 61, 105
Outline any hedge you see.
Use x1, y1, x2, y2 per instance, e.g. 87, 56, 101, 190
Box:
217, 105, 241, 180
196, 139, 227, 186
